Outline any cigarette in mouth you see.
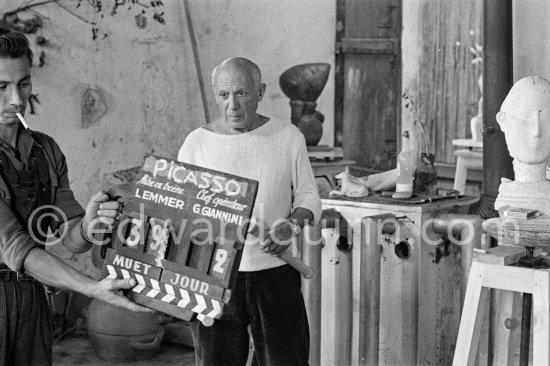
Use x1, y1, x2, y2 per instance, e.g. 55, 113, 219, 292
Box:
15, 113, 30, 130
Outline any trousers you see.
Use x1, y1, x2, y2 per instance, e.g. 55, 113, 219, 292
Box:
0, 279, 52, 366
191, 264, 309, 366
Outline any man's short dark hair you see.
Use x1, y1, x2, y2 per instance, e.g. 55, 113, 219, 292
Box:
0, 27, 33, 66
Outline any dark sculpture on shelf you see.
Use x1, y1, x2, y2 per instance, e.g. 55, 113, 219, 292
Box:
279, 63, 331, 146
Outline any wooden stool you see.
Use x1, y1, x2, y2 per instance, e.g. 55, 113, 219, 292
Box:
453, 246, 550, 366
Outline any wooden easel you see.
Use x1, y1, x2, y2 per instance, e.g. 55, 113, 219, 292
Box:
453, 245, 550, 366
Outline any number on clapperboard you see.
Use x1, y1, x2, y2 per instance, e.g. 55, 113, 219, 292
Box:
212, 249, 228, 274
146, 219, 170, 259
126, 218, 144, 247
149, 222, 169, 250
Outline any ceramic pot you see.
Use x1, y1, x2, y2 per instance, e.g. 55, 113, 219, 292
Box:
296, 113, 324, 146
87, 299, 165, 361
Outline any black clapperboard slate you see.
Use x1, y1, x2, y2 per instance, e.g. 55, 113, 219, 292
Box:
102, 154, 258, 325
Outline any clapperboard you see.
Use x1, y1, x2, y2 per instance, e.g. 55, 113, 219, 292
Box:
101, 154, 258, 326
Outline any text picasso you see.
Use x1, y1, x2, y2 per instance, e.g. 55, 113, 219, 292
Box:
143, 156, 249, 197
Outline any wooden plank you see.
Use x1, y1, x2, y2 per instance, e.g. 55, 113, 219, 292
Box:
334, 0, 345, 147
320, 227, 352, 366
492, 290, 522, 366
345, 0, 399, 37
480, 230, 524, 366
481, 264, 535, 293
341, 0, 400, 171
198, 243, 215, 274
418, 231, 462, 365
336, 37, 399, 54
320, 228, 337, 366
379, 225, 417, 365
452, 262, 489, 366
472, 245, 526, 265
302, 224, 323, 366
532, 270, 550, 365
358, 219, 381, 366
343, 52, 398, 171
186, 241, 212, 270
130, 292, 195, 321
417, 0, 483, 164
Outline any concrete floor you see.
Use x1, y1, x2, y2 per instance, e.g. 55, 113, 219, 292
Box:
53, 336, 195, 366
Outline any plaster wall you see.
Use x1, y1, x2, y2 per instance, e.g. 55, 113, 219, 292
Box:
1, 1, 335, 276
3, 1, 205, 275
188, 0, 336, 146
3, 1, 204, 203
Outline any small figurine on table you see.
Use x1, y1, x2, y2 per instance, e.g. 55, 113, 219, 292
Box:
329, 167, 397, 198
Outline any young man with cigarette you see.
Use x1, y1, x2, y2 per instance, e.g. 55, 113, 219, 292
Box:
0, 27, 149, 365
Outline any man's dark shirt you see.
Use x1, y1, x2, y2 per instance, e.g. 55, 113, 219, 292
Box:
0, 128, 84, 272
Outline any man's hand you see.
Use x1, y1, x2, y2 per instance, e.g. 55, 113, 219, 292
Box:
90, 277, 154, 313
260, 220, 296, 256
83, 191, 123, 238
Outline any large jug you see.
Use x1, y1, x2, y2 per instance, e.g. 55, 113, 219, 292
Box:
87, 299, 165, 361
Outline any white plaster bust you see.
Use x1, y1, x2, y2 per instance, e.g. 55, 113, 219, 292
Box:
495, 76, 550, 215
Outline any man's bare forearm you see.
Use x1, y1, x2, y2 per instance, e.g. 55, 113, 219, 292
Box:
289, 207, 314, 228
61, 217, 92, 254
23, 247, 152, 313
23, 247, 97, 297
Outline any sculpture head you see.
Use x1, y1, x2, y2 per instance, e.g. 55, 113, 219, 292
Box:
496, 76, 550, 165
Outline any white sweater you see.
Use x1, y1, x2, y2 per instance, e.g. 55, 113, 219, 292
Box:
177, 118, 321, 271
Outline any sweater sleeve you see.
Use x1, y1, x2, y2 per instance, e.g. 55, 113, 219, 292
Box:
177, 130, 199, 164
291, 131, 322, 224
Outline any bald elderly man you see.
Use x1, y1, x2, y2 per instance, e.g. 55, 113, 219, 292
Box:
178, 57, 321, 366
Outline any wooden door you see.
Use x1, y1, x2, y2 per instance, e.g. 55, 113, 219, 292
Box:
335, 0, 402, 172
